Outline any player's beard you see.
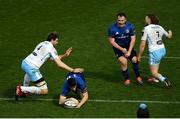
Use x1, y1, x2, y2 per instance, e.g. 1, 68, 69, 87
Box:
118, 23, 125, 27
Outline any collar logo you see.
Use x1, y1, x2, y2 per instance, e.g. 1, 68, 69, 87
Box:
126, 29, 129, 33
115, 32, 119, 35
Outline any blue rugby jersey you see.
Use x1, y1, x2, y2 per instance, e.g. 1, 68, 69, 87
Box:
108, 22, 135, 49
61, 73, 87, 96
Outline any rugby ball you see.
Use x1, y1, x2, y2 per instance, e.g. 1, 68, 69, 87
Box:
64, 98, 79, 108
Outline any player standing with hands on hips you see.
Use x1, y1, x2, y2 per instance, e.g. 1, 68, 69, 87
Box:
138, 14, 172, 87
108, 12, 143, 86
15, 32, 84, 100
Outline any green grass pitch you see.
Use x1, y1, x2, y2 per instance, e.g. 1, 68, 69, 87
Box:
0, 0, 180, 117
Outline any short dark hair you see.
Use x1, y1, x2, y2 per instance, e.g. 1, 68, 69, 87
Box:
147, 14, 159, 25
47, 32, 59, 41
67, 78, 77, 88
116, 12, 126, 18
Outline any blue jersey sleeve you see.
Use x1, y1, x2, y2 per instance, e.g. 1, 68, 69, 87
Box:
79, 83, 87, 93
77, 77, 87, 93
61, 80, 70, 96
108, 26, 115, 38
129, 24, 135, 36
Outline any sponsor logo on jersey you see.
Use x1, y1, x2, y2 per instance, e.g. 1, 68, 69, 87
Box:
126, 29, 129, 33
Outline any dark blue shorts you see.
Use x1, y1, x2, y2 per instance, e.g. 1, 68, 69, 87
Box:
113, 47, 137, 60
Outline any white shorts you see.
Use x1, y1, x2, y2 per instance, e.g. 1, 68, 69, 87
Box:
21, 60, 42, 82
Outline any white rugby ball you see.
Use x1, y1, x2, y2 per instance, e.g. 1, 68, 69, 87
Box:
64, 98, 79, 108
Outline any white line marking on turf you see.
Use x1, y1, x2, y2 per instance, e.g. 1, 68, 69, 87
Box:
88, 99, 180, 104
0, 98, 180, 104
142, 56, 180, 59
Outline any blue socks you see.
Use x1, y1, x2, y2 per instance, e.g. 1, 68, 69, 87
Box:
132, 62, 140, 78
122, 69, 129, 80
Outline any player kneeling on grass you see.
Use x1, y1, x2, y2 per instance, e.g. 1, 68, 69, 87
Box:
59, 72, 88, 108
15, 32, 84, 100
138, 14, 172, 87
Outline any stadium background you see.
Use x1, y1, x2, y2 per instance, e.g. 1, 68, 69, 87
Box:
0, 0, 180, 117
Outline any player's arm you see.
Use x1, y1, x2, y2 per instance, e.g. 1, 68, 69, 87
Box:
76, 92, 88, 108
125, 24, 136, 57
59, 47, 72, 60
59, 95, 67, 105
108, 37, 127, 54
161, 26, 172, 39
138, 28, 147, 62
125, 35, 136, 57
59, 81, 70, 105
138, 40, 146, 62
108, 27, 127, 54
54, 58, 84, 73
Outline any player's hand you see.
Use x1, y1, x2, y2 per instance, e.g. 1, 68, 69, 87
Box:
122, 48, 127, 54
76, 104, 81, 108
125, 51, 131, 58
168, 30, 172, 39
73, 68, 84, 73
168, 30, 172, 34
137, 55, 141, 62
65, 47, 72, 57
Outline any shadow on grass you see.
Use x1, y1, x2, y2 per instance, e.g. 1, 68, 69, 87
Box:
84, 70, 122, 83
52, 94, 60, 107
84, 70, 168, 89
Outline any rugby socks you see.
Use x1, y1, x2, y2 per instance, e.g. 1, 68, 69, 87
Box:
21, 86, 41, 94
157, 74, 165, 82
121, 69, 129, 80
23, 74, 30, 86
132, 62, 140, 77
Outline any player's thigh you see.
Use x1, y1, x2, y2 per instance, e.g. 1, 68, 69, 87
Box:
21, 61, 43, 82
149, 48, 166, 65
118, 56, 128, 66
113, 48, 124, 59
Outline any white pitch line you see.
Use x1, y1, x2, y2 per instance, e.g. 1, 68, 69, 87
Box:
88, 99, 180, 104
0, 98, 180, 104
142, 56, 180, 59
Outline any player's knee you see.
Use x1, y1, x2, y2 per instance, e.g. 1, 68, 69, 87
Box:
40, 89, 48, 95
119, 57, 127, 66
39, 82, 48, 95
132, 57, 137, 63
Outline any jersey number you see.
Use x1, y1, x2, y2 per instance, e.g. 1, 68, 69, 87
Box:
156, 31, 163, 45
32, 45, 43, 56
156, 31, 160, 37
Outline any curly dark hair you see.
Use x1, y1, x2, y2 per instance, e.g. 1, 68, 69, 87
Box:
147, 14, 159, 25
